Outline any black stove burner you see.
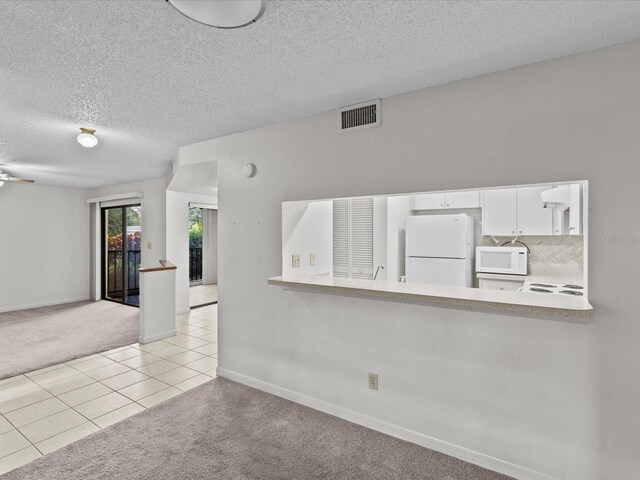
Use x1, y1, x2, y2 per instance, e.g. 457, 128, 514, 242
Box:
530, 283, 556, 288
562, 284, 583, 290
530, 287, 553, 293
559, 290, 583, 296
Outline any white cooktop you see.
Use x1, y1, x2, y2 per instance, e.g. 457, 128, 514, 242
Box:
522, 281, 585, 297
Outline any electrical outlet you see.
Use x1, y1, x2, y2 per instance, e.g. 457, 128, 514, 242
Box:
147, 242, 152, 250
309, 253, 315, 266
368, 373, 379, 391
292, 254, 301, 268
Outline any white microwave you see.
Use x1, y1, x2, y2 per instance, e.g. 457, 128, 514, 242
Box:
476, 246, 527, 275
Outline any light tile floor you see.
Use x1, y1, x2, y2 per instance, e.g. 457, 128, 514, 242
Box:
0, 304, 218, 475
189, 284, 217, 307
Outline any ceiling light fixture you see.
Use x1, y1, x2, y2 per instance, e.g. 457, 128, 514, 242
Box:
167, 0, 266, 29
77, 128, 98, 148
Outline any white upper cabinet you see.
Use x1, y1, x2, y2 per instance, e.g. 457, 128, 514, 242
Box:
550, 183, 583, 235
568, 183, 583, 235
413, 185, 567, 236
412, 191, 479, 210
412, 193, 446, 210
482, 186, 554, 236
445, 190, 480, 209
482, 188, 518, 235
516, 186, 554, 235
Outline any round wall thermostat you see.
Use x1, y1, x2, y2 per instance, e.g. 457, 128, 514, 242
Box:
242, 163, 257, 178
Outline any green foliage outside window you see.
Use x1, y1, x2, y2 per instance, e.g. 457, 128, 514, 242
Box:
189, 207, 203, 249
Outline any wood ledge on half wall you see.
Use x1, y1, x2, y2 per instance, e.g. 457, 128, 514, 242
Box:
139, 260, 177, 273
267, 274, 593, 321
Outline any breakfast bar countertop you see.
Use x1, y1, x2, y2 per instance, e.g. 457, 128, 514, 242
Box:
268, 274, 593, 317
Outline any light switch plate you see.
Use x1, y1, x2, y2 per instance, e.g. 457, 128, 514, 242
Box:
147, 242, 152, 249
310, 253, 315, 266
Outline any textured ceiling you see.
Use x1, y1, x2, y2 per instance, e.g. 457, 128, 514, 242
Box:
2, 1, 640, 188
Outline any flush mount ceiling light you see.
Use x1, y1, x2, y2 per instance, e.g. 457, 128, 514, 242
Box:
167, 0, 266, 29
77, 128, 98, 148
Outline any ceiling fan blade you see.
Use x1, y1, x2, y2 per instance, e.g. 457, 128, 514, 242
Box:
0, 171, 35, 184
9, 177, 35, 183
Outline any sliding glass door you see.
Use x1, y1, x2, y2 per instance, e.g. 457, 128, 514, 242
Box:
188, 206, 218, 308
189, 207, 203, 286
102, 205, 142, 307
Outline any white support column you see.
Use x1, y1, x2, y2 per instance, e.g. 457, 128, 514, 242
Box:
139, 260, 177, 344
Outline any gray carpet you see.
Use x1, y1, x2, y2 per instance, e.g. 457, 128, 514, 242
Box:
2, 377, 513, 480
0, 301, 138, 380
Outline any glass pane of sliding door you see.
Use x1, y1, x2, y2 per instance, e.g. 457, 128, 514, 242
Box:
125, 206, 141, 306
103, 205, 141, 307
105, 207, 124, 302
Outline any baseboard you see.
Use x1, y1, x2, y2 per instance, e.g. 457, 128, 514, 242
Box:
217, 368, 559, 480
0, 296, 90, 313
139, 329, 176, 344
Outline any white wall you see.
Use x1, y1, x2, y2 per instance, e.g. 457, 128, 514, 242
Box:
0, 184, 89, 312
165, 191, 217, 313
181, 39, 640, 480
202, 208, 218, 285
282, 201, 332, 276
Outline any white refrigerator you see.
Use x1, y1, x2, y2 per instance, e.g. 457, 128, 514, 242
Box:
405, 214, 474, 287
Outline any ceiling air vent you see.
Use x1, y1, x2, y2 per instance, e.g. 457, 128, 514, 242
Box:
338, 100, 380, 132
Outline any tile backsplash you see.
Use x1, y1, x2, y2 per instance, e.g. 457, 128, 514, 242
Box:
482, 235, 584, 272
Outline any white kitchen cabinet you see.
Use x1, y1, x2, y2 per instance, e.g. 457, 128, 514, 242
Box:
569, 183, 582, 235
413, 193, 446, 210
568, 183, 582, 235
550, 183, 583, 235
445, 190, 480, 208
482, 186, 554, 236
516, 186, 554, 235
412, 191, 479, 210
479, 277, 524, 291
482, 188, 517, 235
